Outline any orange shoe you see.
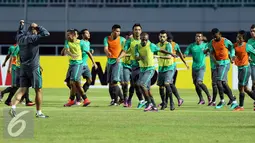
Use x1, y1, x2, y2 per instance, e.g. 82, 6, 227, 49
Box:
64, 100, 75, 107
83, 98, 91, 107
234, 106, 244, 111
26, 102, 35, 106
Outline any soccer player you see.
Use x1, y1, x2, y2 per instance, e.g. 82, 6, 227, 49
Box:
63, 29, 93, 107
208, 28, 238, 109
63, 29, 82, 104
118, 23, 145, 108
248, 24, 255, 91
0, 44, 18, 103
80, 29, 97, 98
158, 33, 186, 108
233, 30, 255, 111
9, 20, 50, 118
156, 30, 180, 110
135, 32, 176, 111
184, 32, 212, 105
7, 45, 35, 106
104, 24, 125, 106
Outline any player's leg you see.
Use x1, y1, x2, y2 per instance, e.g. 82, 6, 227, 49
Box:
64, 65, 76, 106
29, 67, 49, 118
209, 68, 219, 106
242, 67, 255, 111
164, 70, 174, 111
250, 64, 255, 90
72, 64, 91, 107
111, 62, 123, 105
0, 87, 13, 101
170, 68, 184, 106
216, 64, 238, 109
157, 72, 166, 108
234, 67, 247, 111
122, 67, 131, 107
82, 65, 92, 93
9, 69, 29, 117
107, 63, 115, 105
138, 70, 157, 112
196, 66, 212, 105
130, 67, 144, 108
192, 68, 204, 104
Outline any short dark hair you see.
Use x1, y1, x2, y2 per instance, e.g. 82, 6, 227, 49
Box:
80, 29, 88, 35
112, 24, 121, 30
251, 24, 255, 29
196, 32, 203, 35
211, 28, 220, 35
132, 23, 142, 30
67, 29, 76, 34
159, 30, 167, 35
238, 30, 247, 40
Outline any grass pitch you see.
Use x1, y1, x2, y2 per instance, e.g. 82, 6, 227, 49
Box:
1, 88, 255, 143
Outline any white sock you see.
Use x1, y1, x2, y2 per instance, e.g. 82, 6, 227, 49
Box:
139, 100, 144, 103
232, 100, 237, 104
12, 105, 16, 109
221, 99, 225, 102
37, 110, 42, 115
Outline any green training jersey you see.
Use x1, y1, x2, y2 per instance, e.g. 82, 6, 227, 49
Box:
184, 42, 207, 69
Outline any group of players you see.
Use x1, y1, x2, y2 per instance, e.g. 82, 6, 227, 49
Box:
62, 23, 255, 112
2, 21, 255, 116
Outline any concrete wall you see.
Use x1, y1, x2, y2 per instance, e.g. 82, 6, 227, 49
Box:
0, 7, 254, 32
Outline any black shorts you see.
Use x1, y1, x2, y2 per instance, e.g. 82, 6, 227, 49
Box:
20, 67, 42, 89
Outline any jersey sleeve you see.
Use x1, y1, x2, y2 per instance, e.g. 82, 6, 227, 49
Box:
175, 43, 181, 53
120, 36, 126, 48
184, 44, 191, 55
123, 39, 131, 51
64, 40, 69, 49
150, 43, 160, 52
246, 44, 255, 55
224, 39, 235, 57
8, 46, 14, 54
104, 37, 109, 47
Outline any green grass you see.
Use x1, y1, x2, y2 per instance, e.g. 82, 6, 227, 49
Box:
1, 88, 255, 143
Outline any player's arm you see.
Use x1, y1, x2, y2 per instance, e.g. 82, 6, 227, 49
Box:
103, 37, 111, 57
156, 43, 172, 59
26, 24, 50, 44
64, 44, 78, 59
183, 44, 191, 58
61, 40, 69, 56
246, 44, 255, 56
175, 43, 189, 69
7, 56, 13, 73
117, 39, 131, 62
86, 51, 98, 69
209, 43, 219, 66
225, 39, 235, 62
16, 20, 26, 45
2, 53, 11, 67
60, 48, 66, 56
158, 49, 177, 58
81, 41, 98, 69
